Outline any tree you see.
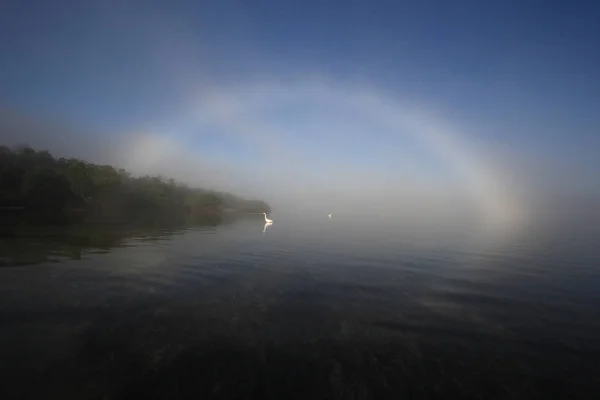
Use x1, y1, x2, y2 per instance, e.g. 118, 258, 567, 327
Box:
22, 168, 73, 224
0, 145, 271, 226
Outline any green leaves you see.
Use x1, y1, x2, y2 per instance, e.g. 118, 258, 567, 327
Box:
0, 146, 270, 226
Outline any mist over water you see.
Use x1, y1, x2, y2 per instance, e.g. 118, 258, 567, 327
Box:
2, 51, 599, 399
2, 1, 600, 397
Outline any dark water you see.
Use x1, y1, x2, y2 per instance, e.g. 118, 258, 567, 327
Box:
1, 213, 599, 399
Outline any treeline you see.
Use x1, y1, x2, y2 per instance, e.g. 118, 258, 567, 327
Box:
0, 146, 270, 226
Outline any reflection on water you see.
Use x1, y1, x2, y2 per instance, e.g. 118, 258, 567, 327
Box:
262, 221, 273, 234
0, 213, 250, 268
0, 214, 599, 398
0, 225, 186, 267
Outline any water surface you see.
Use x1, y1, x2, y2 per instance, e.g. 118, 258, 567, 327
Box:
1, 213, 599, 399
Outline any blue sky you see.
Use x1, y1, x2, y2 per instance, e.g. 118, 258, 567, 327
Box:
1, 0, 599, 224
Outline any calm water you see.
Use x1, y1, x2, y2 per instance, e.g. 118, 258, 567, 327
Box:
1, 213, 599, 399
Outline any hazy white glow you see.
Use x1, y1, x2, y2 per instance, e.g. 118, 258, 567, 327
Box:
1, 76, 526, 231
186, 79, 523, 228
115, 132, 256, 193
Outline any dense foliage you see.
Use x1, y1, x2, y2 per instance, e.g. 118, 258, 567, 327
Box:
0, 146, 270, 225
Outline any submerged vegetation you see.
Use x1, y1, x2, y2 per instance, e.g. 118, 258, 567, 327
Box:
0, 145, 270, 226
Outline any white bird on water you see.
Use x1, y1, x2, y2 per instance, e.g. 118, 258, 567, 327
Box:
263, 212, 273, 223
328, 213, 332, 219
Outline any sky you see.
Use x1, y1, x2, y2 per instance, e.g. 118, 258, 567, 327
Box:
1, 0, 599, 227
